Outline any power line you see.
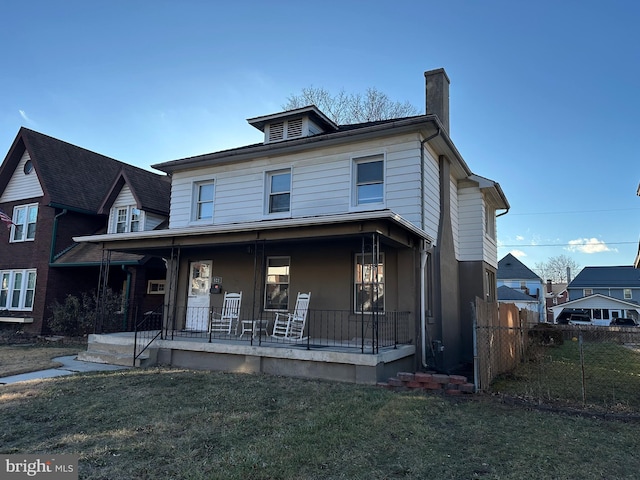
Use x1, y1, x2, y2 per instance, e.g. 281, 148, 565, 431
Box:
506, 207, 640, 216
500, 241, 637, 247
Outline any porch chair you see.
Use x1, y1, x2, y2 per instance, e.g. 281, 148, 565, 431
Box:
271, 292, 311, 341
209, 291, 242, 334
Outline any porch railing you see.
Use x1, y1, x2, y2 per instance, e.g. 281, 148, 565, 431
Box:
133, 305, 163, 365
160, 306, 412, 353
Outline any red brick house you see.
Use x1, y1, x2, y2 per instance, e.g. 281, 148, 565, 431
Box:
0, 128, 170, 334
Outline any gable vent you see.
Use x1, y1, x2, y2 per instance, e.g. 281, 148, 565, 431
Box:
287, 118, 303, 138
269, 122, 285, 142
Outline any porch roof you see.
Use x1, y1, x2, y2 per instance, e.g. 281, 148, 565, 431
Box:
549, 293, 640, 321
73, 210, 433, 252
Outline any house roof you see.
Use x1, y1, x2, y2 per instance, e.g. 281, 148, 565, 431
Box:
498, 285, 538, 302
150, 111, 509, 212
568, 266, 640, 289
52, 241, 146, 266
545, 282, 568, 298
497, 253, 542, 281
0, 128, 169, 215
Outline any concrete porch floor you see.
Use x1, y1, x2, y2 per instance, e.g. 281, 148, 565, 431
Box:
81, 331, 416, 384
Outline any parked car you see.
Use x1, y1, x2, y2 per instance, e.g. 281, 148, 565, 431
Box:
568, 314, 593, 326
610, 318, 639, 327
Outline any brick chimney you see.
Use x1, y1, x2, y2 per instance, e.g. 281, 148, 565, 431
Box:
424, 68, 450, 134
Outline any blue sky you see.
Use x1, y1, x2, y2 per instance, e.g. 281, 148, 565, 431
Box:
1, 0, 638, 274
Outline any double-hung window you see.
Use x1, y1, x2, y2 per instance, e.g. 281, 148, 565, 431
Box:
0, 269, 37, 311
354, 253, 384, 313
114, 206, 143, 233
193, 181, 214, 222
11, 204, 38, 242
267, 170, 291, 214
624, 288, 632, 300
265, 257, 290, 310
354, 155, 384, 206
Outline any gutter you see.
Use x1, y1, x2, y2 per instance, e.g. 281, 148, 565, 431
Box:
49, 209, 68, 263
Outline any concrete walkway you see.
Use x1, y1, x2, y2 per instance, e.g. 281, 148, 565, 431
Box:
0, 355, 130, 385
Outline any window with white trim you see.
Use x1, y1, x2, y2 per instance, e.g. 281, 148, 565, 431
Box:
265, 256, 289, 310
147, 280, 166, 295
485, 205, 496, 239
11, 204, 38, 242
354, 253, 384, 313
583, 288, 593, 296
193, 181, 214, 222
624, 288, 632, 300
0, 269, 37, 311
112, 206, 143, 233
267, 170, 291, 214
353, 155, 384, 206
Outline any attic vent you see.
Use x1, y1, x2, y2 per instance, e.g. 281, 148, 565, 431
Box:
269, 122, 284, 142
288, 118, 303, 138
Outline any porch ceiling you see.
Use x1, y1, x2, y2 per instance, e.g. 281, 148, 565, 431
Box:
74, 210, 432, 255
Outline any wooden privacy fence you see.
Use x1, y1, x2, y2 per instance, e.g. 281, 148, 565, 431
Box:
473, 297, 536, 391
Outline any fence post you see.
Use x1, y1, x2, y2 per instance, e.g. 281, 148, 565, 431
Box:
579, 331, 586, 406
472, 300, 479, 392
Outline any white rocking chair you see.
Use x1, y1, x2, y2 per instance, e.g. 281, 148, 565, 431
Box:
209, 291, 242, 334
271, 292, 311, 341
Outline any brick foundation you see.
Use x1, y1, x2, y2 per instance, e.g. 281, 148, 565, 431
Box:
378, 371, 476, 395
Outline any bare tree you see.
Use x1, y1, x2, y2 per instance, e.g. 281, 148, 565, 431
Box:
534, 255, 581, 283
283, 86, 419, 125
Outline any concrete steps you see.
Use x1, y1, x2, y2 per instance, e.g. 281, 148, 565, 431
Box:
77, 333, 158, 368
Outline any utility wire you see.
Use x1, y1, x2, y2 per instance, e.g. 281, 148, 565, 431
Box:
500, 241, 637, 247
506, 207, 640, 216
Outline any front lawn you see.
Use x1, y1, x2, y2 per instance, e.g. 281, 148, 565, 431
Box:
1, 367, 639, 479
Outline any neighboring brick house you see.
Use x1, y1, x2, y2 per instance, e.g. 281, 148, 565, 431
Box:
78, 68, 510, 376
0, 128, 170, 334
497, 253, 545, 322
544, 280, 568, 323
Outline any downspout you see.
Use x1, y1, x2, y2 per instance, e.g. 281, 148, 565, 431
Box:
49, 209, 68, 263
419, 128, 440, 368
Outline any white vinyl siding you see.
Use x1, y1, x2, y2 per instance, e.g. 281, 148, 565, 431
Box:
421, 143, 440, 240
450, 176, 459, 259
457, 183, 484, 261
0, 152, 44, 202
168, 135, 427, 229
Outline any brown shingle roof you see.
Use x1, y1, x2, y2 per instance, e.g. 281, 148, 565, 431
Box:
6, 127, 169, 214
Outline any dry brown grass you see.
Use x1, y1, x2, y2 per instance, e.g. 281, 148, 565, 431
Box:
0, 340, 87, 377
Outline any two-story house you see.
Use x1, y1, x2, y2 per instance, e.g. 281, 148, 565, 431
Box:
77, 68, 509, 379
497, 253, 545, 322
0, 128, 170, 334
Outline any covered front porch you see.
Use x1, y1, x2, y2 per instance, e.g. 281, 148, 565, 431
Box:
76, 211, 431, 382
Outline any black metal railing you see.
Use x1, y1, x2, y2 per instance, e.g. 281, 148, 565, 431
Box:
157, 306, 412, 353
133, 305, 164, 365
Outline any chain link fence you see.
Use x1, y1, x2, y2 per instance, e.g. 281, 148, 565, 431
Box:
474, 297, 640, 414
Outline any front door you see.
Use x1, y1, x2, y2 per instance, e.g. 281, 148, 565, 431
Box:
186, 260, 212, 331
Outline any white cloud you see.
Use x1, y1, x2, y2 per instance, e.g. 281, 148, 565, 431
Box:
19, 109, 36, 126
516, 235, 524, 241
566, 238, 615, 254
509, 249, 527, 258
